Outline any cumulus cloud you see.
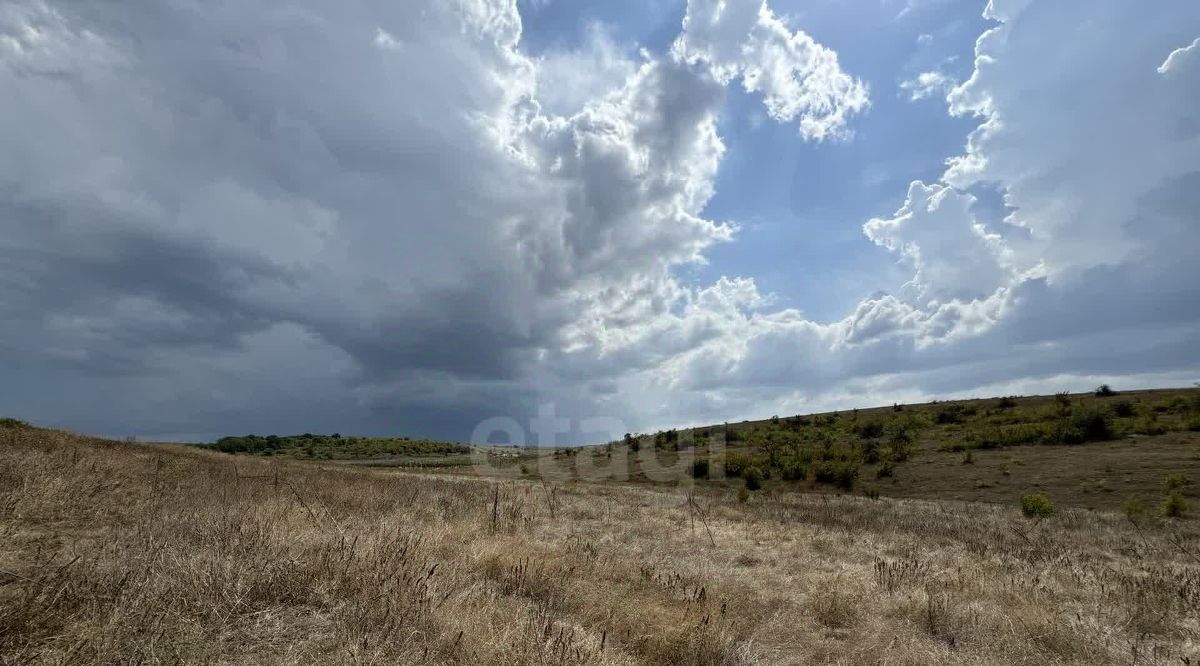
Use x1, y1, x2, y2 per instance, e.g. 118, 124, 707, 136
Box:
533, 23, 637, 116
944, 1, 1200, 276
863, 181, 1015, 302
2, 0, 1197, 442
583, 0, 1200, 431
672, 0, 869, 140
0, 0, 869, 439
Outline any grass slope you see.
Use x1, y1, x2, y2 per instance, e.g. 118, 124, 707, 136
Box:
494, 388, 1200, 511
2, 421, 1200, 663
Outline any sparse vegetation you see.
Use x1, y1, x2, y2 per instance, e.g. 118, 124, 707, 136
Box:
1161, 475, 1190, 518
0, 417, 31, 429
1121, 495, 1144, 521
209, 433, 469, 459
743, 466, 763, 491
1163, 491, 1188, 518
3, 423, 1200, 664
1020, 493, 1055, 519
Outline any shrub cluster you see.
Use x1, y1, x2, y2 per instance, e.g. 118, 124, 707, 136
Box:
212, 433, 469, 458
1020, 493, 1054, 519
813, 460, 858, 490
853, 421, 885, 439
743, 466, 763, 491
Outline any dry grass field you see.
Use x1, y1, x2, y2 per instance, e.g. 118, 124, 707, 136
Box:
3, 419, 1200, 664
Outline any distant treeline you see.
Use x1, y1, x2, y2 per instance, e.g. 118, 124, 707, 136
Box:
210, 433, 470, 459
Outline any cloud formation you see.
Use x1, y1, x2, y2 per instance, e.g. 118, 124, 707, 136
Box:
900, 70, 954, 100
673, 0, 870, 139
1, 0, 1197, 442
0, 0, 866, 439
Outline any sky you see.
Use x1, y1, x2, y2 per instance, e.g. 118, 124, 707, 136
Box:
1, 0, 1198, 444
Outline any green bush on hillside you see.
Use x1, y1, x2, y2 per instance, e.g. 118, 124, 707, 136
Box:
814, 460, 858, 490
743, 467, 763, 491
1020, 493, 1055, 519
1162, 492, 1187, 518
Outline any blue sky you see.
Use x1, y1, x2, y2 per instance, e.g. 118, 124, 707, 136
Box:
1, 0, 1198, 442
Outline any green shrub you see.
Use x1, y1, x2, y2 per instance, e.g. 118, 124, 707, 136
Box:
777, 459, 807, 481
1055, 392, 1072, 410
1020, 493, 1055, 519
996, 396, 1019, 409
1187, 415, 1200, 432
888, 430, 915, 462
1050, 410, 1114, 444
814, 460, 858, 490
0, 418, 30, 429
861, 439, 882, 464
725, 453, 753, 478
1131, 417, 1167, 436
854, 421, 885, 439
863, 486, 880, 500
1166, 397, 1190, 413
1121, 495, 1144, 521
961, 450, 975, 465
743, 467, 763, 491
1163, 474, 1189, 493
689, 459, 710, 480
935, 406, 964, 425
624, 433, 641, 452
1113, 401, 1136, 417
975, 424, 1043, 449
1095, 384, 1118, 397
876, 459, 896, 479
1162, 492, 1187, 518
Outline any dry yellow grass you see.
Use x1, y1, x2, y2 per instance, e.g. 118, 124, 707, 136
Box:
3, 425, 1200, 664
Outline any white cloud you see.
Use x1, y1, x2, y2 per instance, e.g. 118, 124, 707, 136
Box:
672, 0, 870, 140
863, 181, 1015, 302
944, 1, 1200, 276
1158, 36, 1199, 75
533, 24, 637, 116
900, 70, 954, 100
1, 0, 1198, 441
576, 0, 1200, 432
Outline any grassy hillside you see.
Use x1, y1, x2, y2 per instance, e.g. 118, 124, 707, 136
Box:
3, 420, 1200, 663
487, 387, 1200, 512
